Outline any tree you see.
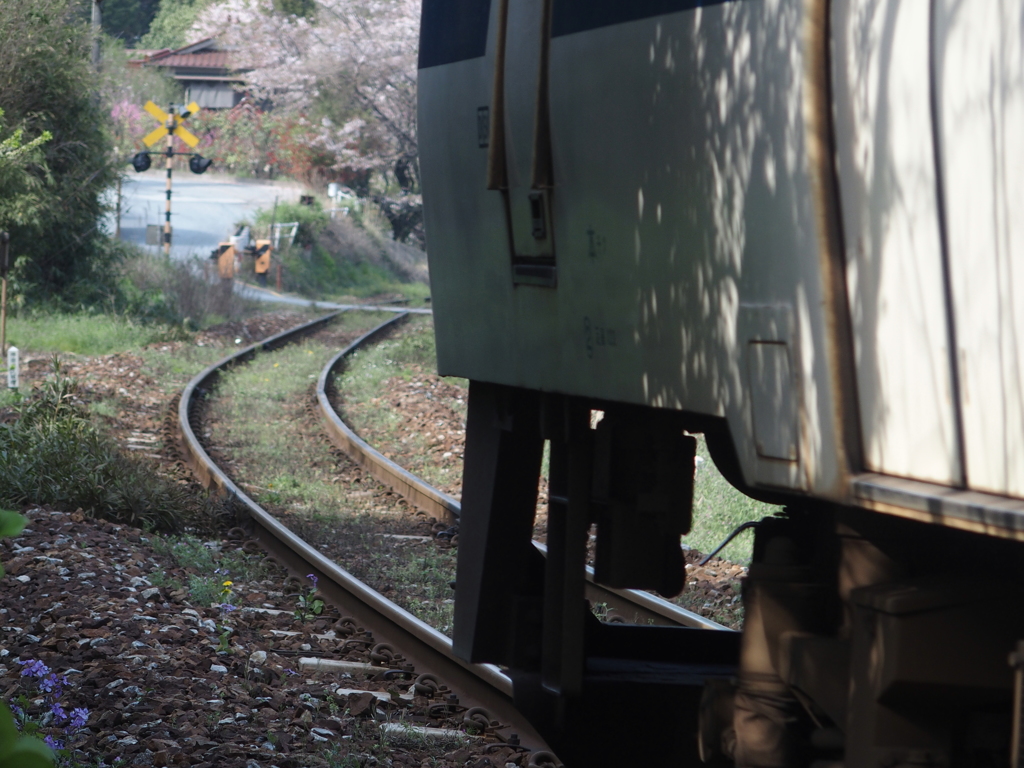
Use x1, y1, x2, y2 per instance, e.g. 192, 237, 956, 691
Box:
0, 109, 51, 232
141, 0, 214, 49
193, 0, 420, 190
101, 0, 161, 44
272, 0, 316, 19
191, 0, 424, 243
0, 0, 121, 306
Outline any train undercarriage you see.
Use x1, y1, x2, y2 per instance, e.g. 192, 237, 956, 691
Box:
453, 381, 1024, 768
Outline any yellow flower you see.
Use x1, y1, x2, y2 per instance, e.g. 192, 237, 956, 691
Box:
273, 363, 279, 368
222, 580, 233, 587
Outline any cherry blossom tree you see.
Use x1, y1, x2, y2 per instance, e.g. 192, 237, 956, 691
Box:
192, 0, 420, 192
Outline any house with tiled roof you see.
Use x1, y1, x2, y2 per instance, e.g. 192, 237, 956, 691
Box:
132, 38, 245, 109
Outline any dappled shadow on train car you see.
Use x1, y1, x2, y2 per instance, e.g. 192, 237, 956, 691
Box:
623, 2, 826, 479
834, 0, 962, 487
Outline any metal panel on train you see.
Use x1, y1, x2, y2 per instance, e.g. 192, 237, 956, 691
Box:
831, 0, 962, 487
420, 0, 852, 499
934, 0, 1024, 498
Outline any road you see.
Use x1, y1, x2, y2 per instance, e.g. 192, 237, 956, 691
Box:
107, 171, 302, 260
236, 283, 432, 314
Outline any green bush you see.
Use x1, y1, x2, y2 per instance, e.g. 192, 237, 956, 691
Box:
0, 0, 120, 308
275, 243, 413, 299
140, 0, 214, 50
253, 200, 329, 248
0, 361, 189, 531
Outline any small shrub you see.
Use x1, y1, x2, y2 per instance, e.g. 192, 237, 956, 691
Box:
151, 534, 268, 582
118, 247, 254, 329
0, 360, 187, 531
186, 575, 221, 607
150, 535, 218, 572
293, 574, 324, 622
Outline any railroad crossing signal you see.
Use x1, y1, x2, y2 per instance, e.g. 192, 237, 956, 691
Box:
142, 100, 200, 149
130, 102, 212, 255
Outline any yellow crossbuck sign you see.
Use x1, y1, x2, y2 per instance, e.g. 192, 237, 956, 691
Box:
142, 101, 200, 148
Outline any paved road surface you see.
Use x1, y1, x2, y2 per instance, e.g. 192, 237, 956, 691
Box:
236, 283, 431, 314
107, 172, 302, 261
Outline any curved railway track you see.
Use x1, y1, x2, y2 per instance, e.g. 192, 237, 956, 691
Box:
316, 314, 727, 632
172, 310, 732, 765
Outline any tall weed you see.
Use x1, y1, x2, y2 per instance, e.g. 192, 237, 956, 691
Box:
118, 247, 254, 329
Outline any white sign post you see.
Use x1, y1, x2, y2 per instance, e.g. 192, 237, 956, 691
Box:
6, 346, 18, 390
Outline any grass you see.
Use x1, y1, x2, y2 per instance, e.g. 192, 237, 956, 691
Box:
203, 313, 460, 632
688, 437, 776, 563
273, 245, 417, 301
320, 717, 468, 767
150, 533, 269, 580
246, 200, 431, 306
321, 279, 431, 306
208, 319, 389, 511
338, 317, 439, 400
289, 511, 458, 635
137, 344, 240, 396
146, 534, 271, 605
366, 538, 457, 635
3, 312, 176, 356
337, 317, 438, 399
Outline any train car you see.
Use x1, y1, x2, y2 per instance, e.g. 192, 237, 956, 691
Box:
418, 1, 1024, 765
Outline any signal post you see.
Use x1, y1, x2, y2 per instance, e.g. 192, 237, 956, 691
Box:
164, 112, 173, 255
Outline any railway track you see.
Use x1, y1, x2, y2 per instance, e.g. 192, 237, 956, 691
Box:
317, 313, 728, 632
173, 310, 732, 766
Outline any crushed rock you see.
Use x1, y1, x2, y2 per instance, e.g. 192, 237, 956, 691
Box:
0, 507, 535, 767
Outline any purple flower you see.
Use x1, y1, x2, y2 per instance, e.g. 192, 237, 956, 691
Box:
70, 708, 89, 729
218, 603, 237, 612
39, 673, 63, 694
284, 668, 297, 676
18, 659, 49, 678
307, 573, 318, 588
43, 735, 64, 750
50, 703, 68, 723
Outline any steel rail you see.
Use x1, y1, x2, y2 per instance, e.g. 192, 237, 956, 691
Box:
315, 312, 461, 523
174, 311, 551, 752
317, 318, 730, 632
